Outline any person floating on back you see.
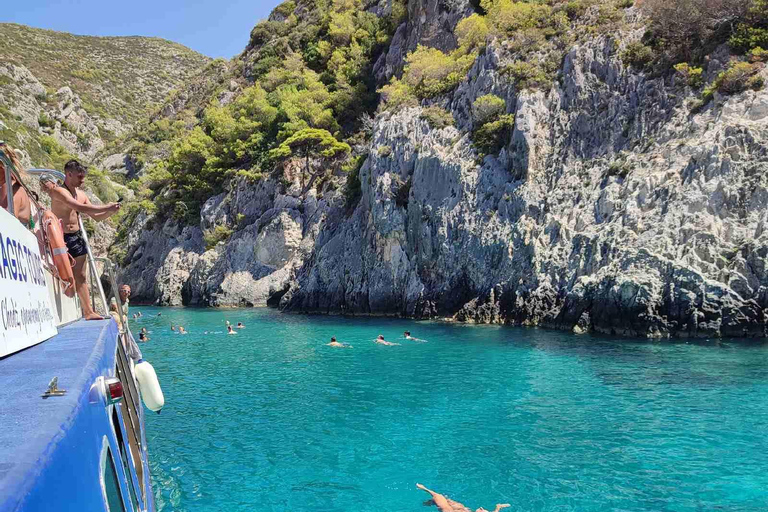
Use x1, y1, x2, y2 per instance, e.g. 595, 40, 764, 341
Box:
45, 160, 121, 320
227, 325, 237, 335
327, 336, 352, 348
416, 484, 510, 512
375, 334, 399, 346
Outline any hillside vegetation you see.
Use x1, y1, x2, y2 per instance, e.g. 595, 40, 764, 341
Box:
0, 23, 210, 208
120, 0, 405, 225
0, 23, 210, 126
117, 0, 768, 232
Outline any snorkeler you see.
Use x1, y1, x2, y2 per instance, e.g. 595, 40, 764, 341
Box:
375, 335, 399, 346
227, 325, 237, 335
327, 336, 352, 348
416, 484, 510, 512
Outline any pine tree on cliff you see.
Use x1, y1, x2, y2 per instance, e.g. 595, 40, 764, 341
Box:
269, 128, 350, 196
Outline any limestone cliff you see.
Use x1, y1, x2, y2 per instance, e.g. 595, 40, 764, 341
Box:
115, 1, 768, 338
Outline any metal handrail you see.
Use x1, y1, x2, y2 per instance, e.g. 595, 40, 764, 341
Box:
78, 215, 109, 316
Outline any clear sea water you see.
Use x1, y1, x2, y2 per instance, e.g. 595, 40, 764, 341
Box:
131, 307, 768, 512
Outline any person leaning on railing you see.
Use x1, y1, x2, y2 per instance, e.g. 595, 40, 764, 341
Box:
0, 148, 32, 227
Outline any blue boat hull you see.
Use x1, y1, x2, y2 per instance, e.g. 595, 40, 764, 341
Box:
0, 319, 155, 512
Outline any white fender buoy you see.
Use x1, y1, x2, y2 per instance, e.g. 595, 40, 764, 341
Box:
135, 359, 165, 413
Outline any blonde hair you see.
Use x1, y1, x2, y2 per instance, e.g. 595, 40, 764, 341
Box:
0, 143, 30, 183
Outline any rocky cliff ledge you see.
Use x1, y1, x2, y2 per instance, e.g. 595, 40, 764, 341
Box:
118, 3, 768, 338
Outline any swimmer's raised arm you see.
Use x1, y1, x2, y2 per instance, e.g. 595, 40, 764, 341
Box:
416, 484, 453, 511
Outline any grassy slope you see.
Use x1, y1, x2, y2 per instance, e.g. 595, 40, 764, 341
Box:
0, 23, 211, 125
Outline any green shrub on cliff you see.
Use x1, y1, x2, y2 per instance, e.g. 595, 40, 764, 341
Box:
269, 128, 351, 193
502, 61, 550, 90
402, 46, 476, 99
420, 106, 455, 129
472, 94, 506, 126
622, 42, 654, 71
379, 79, 418, 110
472, 114, 515, 156
673, 63, 704, 88
134, 0, 403, 223
471, 94, 514, 154
729, 0, 768, 53
749, 47, 768, 62
455, 14, 491, 53
711, 61, 765, 95
204, 225, 234, 250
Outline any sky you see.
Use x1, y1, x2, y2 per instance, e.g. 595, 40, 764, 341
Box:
1, 0, 284, 58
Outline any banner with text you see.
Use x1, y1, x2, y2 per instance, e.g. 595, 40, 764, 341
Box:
0, 207, 57, 357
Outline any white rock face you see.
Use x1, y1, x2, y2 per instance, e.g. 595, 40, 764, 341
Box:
283, 37, 768, 338
118, 28, 768, 338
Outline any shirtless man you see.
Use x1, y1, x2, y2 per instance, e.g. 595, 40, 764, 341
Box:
46, 160, 121, 320
416, 484, 510, 512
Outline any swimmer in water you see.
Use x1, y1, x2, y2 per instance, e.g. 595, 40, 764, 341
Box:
179, 326, 187, 335
139, 332, 149, 342
227, 325, 237, 335
327, 336, 352, 348
171, 325, 176, 332
416, 484, 510, 512
404, 331, 426, 342
375, 334, 399, 346
237, 322, 245, 329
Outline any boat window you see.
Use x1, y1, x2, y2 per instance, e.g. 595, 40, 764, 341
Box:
104, 447, 128, 512
112, 408, 140, 512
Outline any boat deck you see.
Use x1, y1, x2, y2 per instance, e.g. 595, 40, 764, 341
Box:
0, 319, 118, 511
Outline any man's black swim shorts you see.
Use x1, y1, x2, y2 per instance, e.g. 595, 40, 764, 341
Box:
63, 230, 88, 258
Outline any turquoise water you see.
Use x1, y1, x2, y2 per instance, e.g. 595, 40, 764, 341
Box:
131, 307, 768, 512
